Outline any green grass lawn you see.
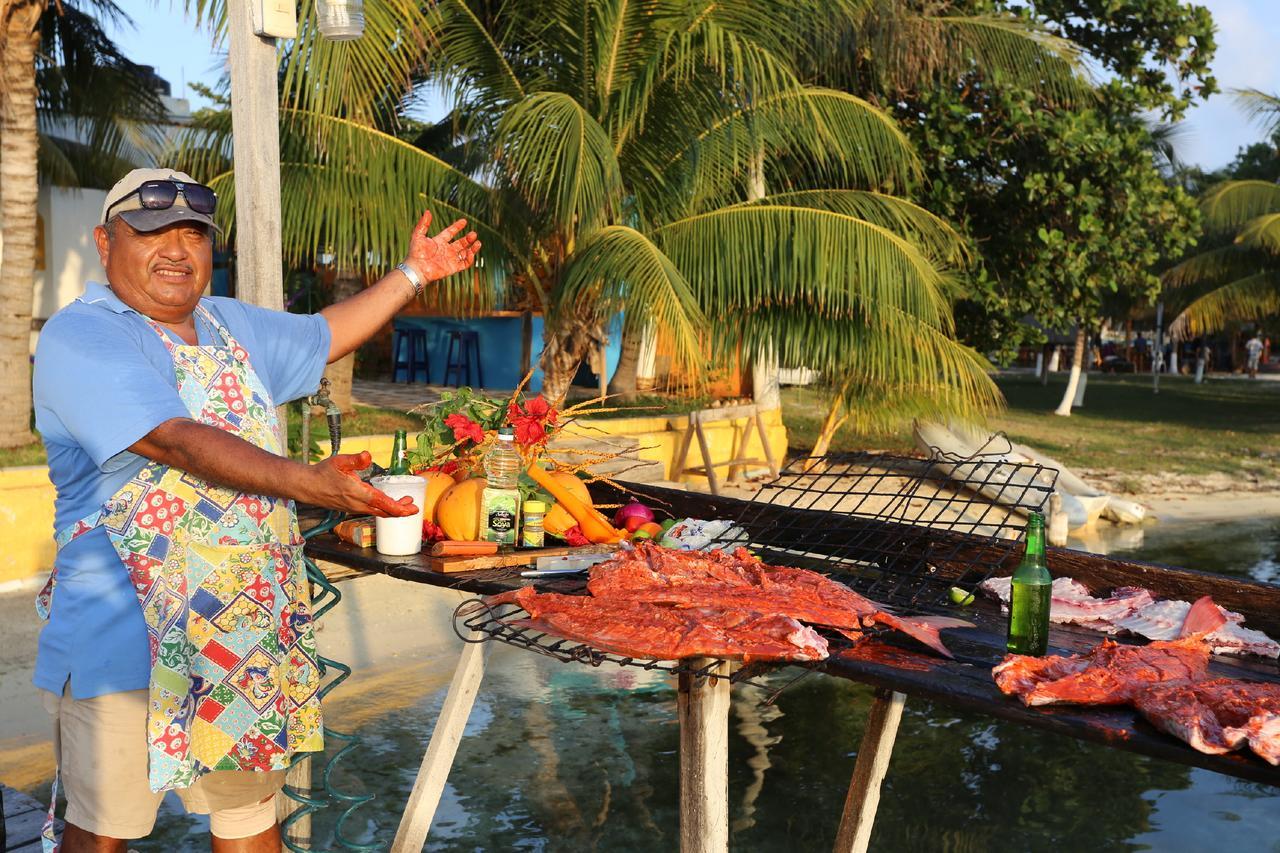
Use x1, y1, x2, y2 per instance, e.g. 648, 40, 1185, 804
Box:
784, 374, 1280, 480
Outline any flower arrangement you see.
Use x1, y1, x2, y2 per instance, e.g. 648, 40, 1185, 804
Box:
408, 375, 645, 546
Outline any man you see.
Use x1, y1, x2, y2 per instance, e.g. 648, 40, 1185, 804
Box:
1246, 332, 1264, 379
32, 169, 480, 852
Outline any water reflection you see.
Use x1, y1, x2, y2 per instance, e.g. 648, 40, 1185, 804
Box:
133, 520, 1280, 851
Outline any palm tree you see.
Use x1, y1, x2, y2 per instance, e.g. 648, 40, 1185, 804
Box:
184, 0, 1091, 429
0, 0, 167, 448
1166, 91, 1280, 342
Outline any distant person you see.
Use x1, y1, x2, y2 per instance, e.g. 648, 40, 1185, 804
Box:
1246, 332, 1264, 378
1265, 336, 1272, 365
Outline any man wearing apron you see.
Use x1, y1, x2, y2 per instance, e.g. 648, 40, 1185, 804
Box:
31, 168, 481, 851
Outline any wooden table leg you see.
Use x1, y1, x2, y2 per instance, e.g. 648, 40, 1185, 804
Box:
832, 689, 906, 853
678, 659, 731, 853
390, 632, 487, 853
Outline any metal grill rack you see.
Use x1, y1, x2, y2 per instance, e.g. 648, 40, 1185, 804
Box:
708, 436, 1058, 611
452, 599, 777, 686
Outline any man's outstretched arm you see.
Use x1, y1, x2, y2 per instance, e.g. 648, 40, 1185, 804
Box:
129, 418, 416, 517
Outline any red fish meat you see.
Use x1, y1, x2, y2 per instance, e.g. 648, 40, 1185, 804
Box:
586, 542, 970, 658
1134, 679, 1280, 763
993, 596, 1227, 706
487, 586, 829, 663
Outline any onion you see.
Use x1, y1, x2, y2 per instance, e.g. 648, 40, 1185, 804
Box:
613, 499, 655, 528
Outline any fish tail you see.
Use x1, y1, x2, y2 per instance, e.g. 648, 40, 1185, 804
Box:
872, 613, 967, 659
1179, 595, 1228, 638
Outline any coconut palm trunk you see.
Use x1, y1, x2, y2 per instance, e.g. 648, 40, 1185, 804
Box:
1054, 325, 1087, 416
0, 0, 43, 448
804, 392, 849, 472
323, 266, 364, 414
606, 328, 641, 401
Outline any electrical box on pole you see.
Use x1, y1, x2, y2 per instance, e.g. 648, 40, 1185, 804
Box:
252, 0, 297, 39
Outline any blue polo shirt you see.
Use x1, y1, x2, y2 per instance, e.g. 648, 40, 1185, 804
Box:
32, 282, 331, 699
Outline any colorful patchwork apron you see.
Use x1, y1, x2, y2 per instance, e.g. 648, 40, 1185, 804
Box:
36, 305, 323, 848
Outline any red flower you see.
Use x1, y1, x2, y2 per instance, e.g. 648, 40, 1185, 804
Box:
444, 413, 485, 445
507, 396, 558, 448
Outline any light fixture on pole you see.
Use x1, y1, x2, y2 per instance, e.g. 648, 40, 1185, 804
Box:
316, 0, 365, 40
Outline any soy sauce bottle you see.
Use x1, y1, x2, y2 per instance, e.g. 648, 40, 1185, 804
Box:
1007, 512, 1051, 656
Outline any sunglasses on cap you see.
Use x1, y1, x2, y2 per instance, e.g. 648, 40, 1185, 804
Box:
106, 179, 218, 220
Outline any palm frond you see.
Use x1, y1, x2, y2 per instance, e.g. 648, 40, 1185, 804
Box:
1162, 243, 1271, 289
1169, 271, 1280, 339
556, 225, 706, 379
279, 0, 429, 122
1234, 88, 1280, 137
863, 13, 1092, 105
1236, 213, 1280, 256
637, 87, 920, 216
653, 203, 952, 329
195, 109, 510, 311
732, 189, 969, 267
423, 0, 531, 111
1200, 180, 1280, 233
494, 92, 622, 243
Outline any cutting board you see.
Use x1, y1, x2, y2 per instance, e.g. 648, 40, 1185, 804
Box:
427, 543, 617, 573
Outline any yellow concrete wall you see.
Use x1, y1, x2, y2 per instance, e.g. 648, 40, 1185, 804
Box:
0, 410, 788, 583
0, 466, 57, 586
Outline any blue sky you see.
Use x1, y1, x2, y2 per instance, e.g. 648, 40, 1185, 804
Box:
112, 0, 1280, 171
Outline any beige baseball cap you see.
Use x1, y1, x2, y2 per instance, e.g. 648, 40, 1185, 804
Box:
100, 168, 221, 233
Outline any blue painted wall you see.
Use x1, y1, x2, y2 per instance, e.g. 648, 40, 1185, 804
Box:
391, 315, 623, 393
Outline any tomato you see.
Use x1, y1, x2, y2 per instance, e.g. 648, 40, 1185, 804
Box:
624, 515, 649, 533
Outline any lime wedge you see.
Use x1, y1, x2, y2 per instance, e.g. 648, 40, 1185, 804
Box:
949, 586, 975, 606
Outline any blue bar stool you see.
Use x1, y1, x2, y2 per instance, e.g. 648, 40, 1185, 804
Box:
391, 328, 430, 383
442, 330, 484, 388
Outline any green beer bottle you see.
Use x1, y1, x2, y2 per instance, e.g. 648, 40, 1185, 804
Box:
387, 429, 411, 475
1007, 512, 1052, 656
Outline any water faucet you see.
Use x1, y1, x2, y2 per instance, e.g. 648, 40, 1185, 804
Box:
306, 378, 342, 456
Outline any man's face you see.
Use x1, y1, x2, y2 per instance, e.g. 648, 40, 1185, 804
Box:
94, 218, 213, 322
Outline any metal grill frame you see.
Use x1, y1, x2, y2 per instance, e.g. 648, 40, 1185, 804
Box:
707, 435, 1058, 611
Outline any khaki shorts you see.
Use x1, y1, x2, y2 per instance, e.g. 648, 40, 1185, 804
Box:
42, 687, 285, 840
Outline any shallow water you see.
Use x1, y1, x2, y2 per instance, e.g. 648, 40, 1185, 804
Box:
121, 520, 1280, 852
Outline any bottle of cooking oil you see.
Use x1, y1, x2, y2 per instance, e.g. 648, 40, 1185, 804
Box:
481, 427, 521, 545
1007, 512, 1052, 656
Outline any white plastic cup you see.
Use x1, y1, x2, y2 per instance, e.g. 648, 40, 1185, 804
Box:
370, 474, 426, 556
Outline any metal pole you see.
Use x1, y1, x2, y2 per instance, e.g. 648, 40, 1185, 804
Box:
1153, 302, 1164, 395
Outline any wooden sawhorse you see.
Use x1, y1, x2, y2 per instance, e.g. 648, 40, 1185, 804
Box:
674, 404, 780, 496
389, 637, 906, 853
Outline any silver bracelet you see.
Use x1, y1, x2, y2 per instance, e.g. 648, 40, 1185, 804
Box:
396, 262, 424, 298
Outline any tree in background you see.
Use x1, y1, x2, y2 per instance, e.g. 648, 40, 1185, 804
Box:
0, 0, 167, 448
869, 0, 1215, 416
1165, 91, 1280, 343
182, 0, 1021, 426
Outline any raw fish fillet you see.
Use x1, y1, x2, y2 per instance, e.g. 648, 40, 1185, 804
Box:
587, 542, 970, 658
487, 586, 829, 663
980, 576, 1279, 658
979, 576, 1153, 629
1113, 599, 1280, 658
1135, 678, 1280, 765
993, 596, 1226, 706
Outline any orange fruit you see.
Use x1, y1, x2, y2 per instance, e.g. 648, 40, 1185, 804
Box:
435, 477, 487, 541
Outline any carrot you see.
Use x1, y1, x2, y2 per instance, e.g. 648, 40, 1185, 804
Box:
431, 540, 500, 557
524, 464, 625, 544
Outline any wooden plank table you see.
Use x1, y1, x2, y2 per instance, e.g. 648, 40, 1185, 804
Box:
302, 488, 1280, 851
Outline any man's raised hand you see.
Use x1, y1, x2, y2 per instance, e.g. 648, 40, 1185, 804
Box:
403, 209, 482, 285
